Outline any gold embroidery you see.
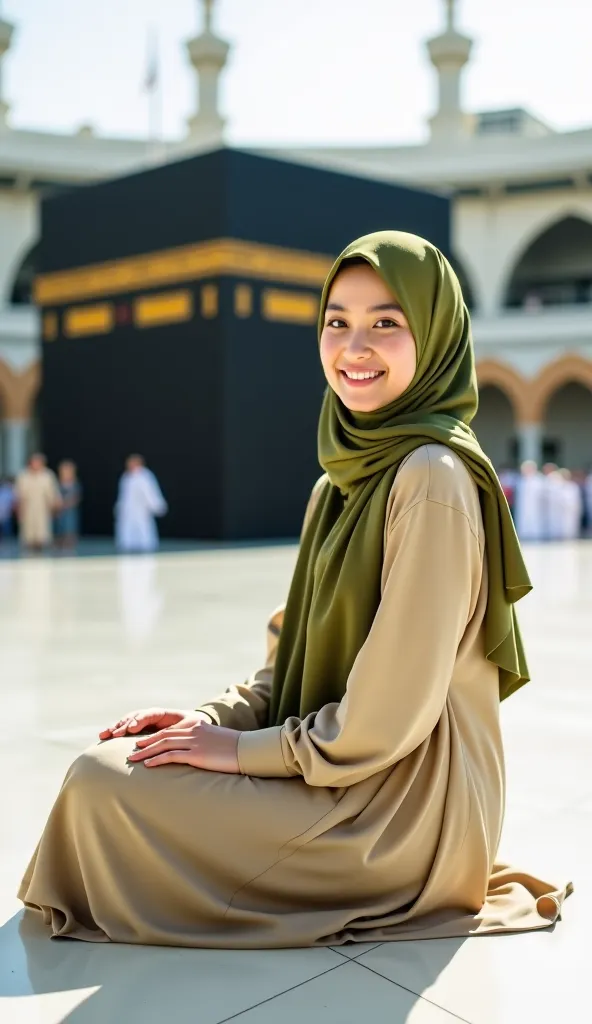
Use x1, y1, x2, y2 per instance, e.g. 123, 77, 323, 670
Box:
201, 284, 219, 319
63, 303, 114, 338
262, 288, 319, 325
134, 290, 194, 328
42, 311, 58, 342
234, 284, 253, 318
34, 239, 334, 307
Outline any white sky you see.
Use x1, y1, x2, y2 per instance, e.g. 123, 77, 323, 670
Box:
2, 0, 591, 145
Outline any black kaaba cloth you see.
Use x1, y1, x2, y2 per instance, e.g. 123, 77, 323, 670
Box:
36, 148, 450, 540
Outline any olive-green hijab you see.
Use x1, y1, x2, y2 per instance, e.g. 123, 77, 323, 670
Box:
268, 230, 531, 726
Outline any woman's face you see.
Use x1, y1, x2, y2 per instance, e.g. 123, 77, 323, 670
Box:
320, 263, 417, 413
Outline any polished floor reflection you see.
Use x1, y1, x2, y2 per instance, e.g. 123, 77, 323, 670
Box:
1, 542, 589, 1023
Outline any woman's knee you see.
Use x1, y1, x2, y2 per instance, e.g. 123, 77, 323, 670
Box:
64, 738, 135, 795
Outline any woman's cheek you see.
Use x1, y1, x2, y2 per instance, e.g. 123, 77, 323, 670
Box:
319, 334, 338, 379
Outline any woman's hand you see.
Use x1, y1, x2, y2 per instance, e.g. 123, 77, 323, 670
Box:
127, 721, 241, 774
99, 708, 210, 741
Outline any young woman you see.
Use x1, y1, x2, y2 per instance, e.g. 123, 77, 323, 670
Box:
19, 231, 570, 947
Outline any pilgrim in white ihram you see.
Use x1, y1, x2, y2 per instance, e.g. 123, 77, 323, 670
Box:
114, 455, 168, 553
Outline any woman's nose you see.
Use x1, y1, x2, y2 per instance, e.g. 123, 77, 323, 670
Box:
345, 330, 372, 357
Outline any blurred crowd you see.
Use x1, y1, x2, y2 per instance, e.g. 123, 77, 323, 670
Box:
0, 453, 167, 555
500, 463, 592, 541
1, 454, 590, 553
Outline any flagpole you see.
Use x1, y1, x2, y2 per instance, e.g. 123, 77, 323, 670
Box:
145, 27, 163, 162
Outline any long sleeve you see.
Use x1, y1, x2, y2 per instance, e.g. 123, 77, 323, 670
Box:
195, 474, 329, 731
238, 459, 483, 786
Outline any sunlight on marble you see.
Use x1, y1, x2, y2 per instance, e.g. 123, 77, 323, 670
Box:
0, 541, 589, 1023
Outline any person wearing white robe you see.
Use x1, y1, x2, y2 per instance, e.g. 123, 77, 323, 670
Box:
543, 468, 566, 541
514, 460, 545, 541
114, 455, 167, 553
558, 470, 583, 541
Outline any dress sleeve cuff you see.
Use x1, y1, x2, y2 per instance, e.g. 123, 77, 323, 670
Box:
237, 726, 293, 778
194, 705, 220, 725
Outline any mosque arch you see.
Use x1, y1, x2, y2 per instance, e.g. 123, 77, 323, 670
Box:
543, 382, 592, 470
475, 359, 529, 424
0, 359, 41, 419
0, 360, 15, 413
8, 240, 40, 305
529, 354, 592, 424
503, 214, 592, 308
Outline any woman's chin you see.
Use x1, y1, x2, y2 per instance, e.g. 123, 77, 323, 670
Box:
337, 385, 385, 413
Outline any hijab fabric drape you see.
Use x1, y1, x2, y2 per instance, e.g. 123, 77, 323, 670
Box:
268, 231, 531, 726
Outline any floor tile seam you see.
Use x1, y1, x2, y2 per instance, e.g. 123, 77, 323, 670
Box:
213, 960, 349, 1024
351, 958, 474, 1024
329, 942, 385, 960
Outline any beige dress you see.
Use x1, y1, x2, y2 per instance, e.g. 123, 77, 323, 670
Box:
16, 468, 60, 546
18, 445, 571, 947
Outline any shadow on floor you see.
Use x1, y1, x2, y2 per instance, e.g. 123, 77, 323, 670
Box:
0, 910, 468, 1024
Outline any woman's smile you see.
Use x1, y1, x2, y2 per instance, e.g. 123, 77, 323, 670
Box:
339, 367, 386, 387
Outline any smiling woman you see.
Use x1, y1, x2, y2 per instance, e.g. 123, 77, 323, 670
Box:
320, 257, 417, 412
18, 230, 571, 950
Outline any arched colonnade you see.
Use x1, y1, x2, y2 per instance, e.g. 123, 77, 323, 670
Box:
474, 355, 592, 470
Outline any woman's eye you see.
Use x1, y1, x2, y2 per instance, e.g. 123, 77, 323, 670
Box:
375, 318, 398, 328
327, 318, 347, 328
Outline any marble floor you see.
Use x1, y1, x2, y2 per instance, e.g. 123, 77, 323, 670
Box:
0, 542, 589, 1023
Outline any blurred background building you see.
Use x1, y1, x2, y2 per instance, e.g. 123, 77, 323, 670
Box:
1, 0, 591, 477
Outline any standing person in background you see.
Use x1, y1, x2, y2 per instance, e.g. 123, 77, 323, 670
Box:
559, 469, 583, 541
585, 469, 592, 537
514, 461, 544, 540
544, 466, 565, 541
114, 454, 167, 554
55, 461, 83, 552
0, 477, 15, 543
540, 462, 559, 540
15, 454, 61, 554
572, 470, 589, 536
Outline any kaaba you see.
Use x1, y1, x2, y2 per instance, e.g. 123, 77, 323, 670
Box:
35, 148, 450, 540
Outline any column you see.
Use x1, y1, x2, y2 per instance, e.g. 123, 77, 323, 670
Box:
3, 419, 29, 476
516, 422, 543, 466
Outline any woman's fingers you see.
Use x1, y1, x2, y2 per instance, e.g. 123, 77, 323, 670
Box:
144, 750, 189, 767
99, 708, 163, 740
112, 720, 135, 737
128, 736, 193, 761
99, 717, 129, 739
134, 727, 190, 748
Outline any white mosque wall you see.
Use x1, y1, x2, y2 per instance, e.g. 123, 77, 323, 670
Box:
454, 189, 592, 315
